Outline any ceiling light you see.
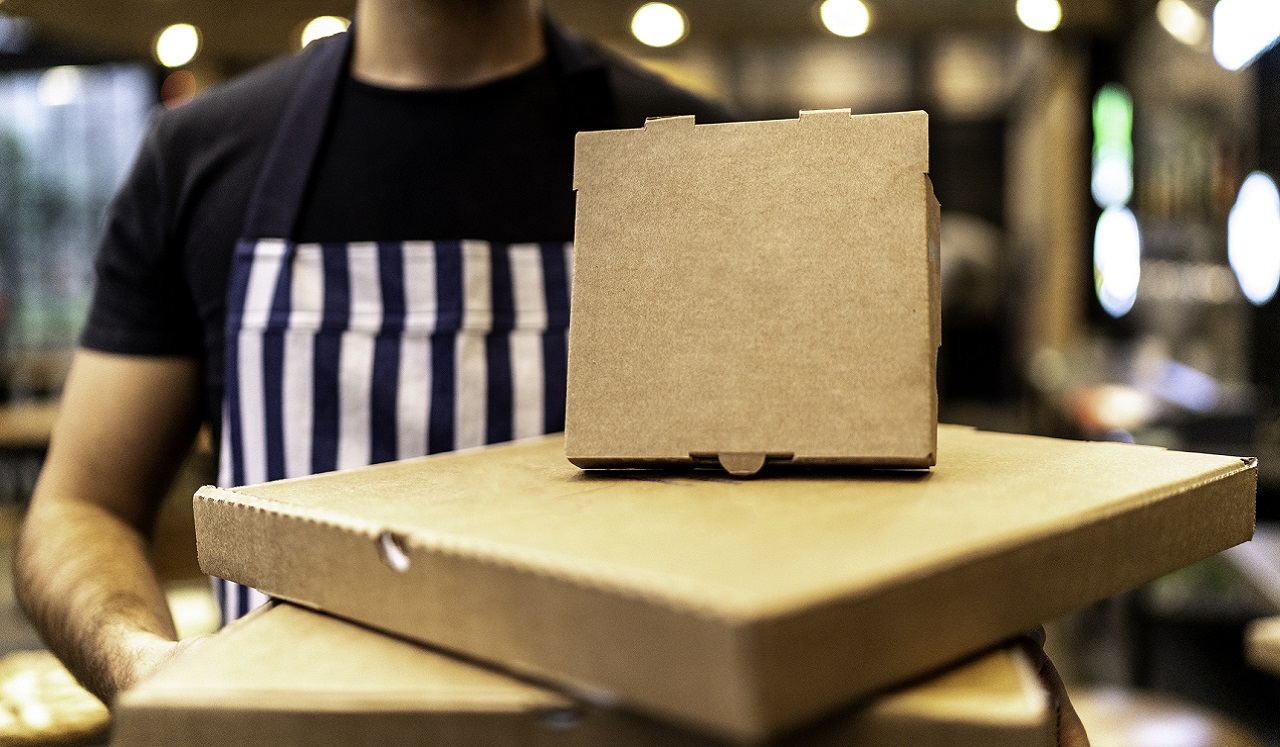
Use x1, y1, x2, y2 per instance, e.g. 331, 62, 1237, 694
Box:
301, 16, 349, 48
1016, 0, 1062, 33
1229, 172, 1280, 305
1092, 152, 1133, 209
1213, 0, 1280, 71
36, 66, 82, 107
631, 3, 687, 48
1094, 207, 1142, 318
155, 23, 201, 68
1156, 0, 1207, 47
819, 0, 871, 38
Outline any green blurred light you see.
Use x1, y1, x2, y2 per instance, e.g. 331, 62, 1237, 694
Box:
1092, 84, 1133, 158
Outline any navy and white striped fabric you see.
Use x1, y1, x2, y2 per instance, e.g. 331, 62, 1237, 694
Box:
214, 238, 572, 622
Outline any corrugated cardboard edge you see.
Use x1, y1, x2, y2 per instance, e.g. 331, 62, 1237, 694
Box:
925, 172, 941, 465
194, 457, 1255, 744
565, 454, 936, 472
113, 704, 556, 747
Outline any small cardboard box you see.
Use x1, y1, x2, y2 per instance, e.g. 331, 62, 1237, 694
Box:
195, 427, 1255, 742
566, 110, 941, 476
113, 602, 1055, 747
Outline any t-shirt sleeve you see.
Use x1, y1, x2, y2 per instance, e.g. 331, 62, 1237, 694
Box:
80, 113, 203, 357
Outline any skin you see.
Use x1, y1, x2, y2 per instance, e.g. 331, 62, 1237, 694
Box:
15, 351, 202, 703
352, 0, 545, 89
14, 0, 548, 705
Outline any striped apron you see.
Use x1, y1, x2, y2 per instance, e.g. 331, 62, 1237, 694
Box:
213, 31, 572, 624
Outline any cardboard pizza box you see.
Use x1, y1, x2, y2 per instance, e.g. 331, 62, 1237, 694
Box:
194, 427, 1255, 742
566, 109, 940, 476
113, 602, 1055, 747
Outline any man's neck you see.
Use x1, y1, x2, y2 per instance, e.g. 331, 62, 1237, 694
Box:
352, 0, 546, 89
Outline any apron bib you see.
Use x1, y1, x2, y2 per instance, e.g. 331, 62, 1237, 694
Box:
214, 30, 573, 623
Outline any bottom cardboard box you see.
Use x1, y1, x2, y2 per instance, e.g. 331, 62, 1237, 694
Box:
113, 602, 1056, 747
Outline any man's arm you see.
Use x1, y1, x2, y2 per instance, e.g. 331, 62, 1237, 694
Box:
15, 349, 204, 704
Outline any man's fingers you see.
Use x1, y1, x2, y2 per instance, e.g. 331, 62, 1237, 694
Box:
1037, 651, 1091, 747
1015, 626, 1090, 747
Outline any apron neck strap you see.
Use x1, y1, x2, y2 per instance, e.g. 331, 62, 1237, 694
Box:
543, 14, 618, 134
240, 30, 352, 241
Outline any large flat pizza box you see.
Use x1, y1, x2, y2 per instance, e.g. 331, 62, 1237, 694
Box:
566, 110, 940, 476
113, 602, 1056, 747
194, 426, 1255, 742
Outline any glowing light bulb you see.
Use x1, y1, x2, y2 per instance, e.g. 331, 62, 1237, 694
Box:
1157, 0, 1207, 47
1017, 0, 1062, 32
36, 66, 82, 107
1094, 207, 1142, 318
301, 16, 349, 48
820, 0, 871, 38
631, 3, 687, 48
1228, 172, 1280, 305
155, 23, 200, 68
1213, 0, 1280, 71
1092, 151, 1133, 208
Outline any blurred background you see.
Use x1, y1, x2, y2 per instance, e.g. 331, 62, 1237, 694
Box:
0, 0, 1278, 744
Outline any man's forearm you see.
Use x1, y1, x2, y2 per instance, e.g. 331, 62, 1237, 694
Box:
12, 351, 204, 704
16, 498, 179, 703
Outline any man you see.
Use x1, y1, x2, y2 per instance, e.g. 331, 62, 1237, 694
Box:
15, 5, 1090, 742
15, 0, 727, 705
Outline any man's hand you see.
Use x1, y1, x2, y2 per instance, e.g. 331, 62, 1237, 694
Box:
120, 632, 211, 691
15, 350, 203, 703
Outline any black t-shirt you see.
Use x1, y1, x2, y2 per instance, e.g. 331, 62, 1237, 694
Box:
81, 24, 729, 432
297, 61, 576, 243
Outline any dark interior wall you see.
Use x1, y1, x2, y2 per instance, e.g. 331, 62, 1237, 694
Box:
1251, 45, 1280, 396
928, 117, 1006, 226
929, 116, 1014, 402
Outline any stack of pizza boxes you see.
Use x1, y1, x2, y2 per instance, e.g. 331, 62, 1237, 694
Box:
113, 111, 1257, 747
